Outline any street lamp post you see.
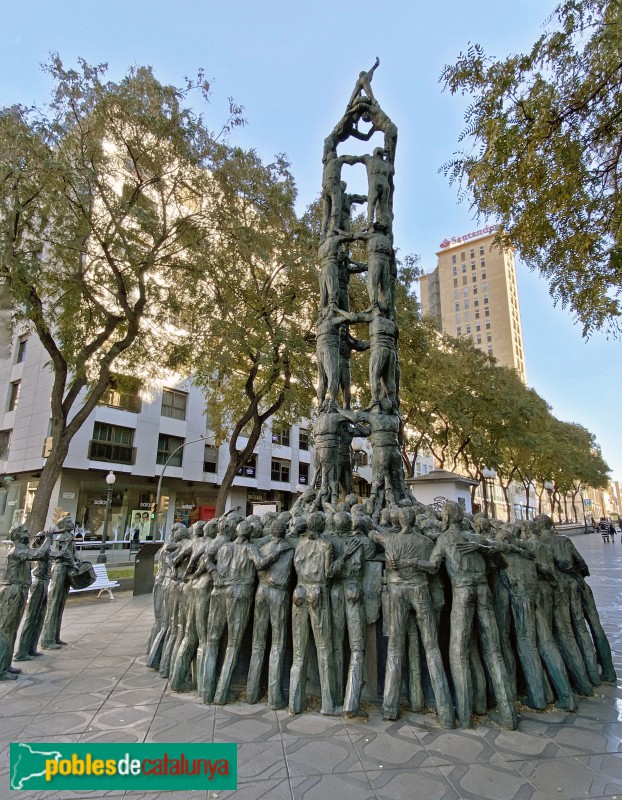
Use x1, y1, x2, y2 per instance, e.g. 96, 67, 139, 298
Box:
97, 470, 116, 564
579, 490, 589, 533
150, 435, 204, 541
482, 467, 497, 519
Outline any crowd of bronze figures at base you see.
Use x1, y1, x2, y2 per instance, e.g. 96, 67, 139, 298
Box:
145, 498, 615, 731
0, 516, 91, 681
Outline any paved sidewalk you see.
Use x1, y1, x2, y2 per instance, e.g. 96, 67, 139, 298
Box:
1, 531, 622, 800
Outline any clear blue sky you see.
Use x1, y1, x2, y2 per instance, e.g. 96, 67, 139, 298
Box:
3, 0, 621, 480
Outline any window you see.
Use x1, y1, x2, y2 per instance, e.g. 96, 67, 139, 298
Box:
462, 275, 467, 285
463, 287, 469, 297
0, 430, 11, 459
89, 422, 135, 464
488, 345, 494, 354
237, 454, 257, 478
461, 251, 466, 262
99, 375, 142, 413
462, 263, 467, 273
298, 462, 309, 485
476, 335, 482, 345
456, 313, 461, 324
161, 389, 187, 420
353, 450, 369, 467
453, 278, 458, 288
482, 283, 488, 293
455, 302, 460, 312
271, 458, 290, 482
465, 311, 471, 323
299, 430, 310, 451
475, 310, 480, 319
204, 445, 219, 473
471, 261, 476, 270
470, 248, 475, 259
479, 246, 485, 256
7, 381, 20, 412
484, 296, 489, 305
485, 305, 490, 315
473, 286, 478, 295
486, 320, 491, 329
454, 289, 459, 300
481, 270, 487, 280
456, 326, 462, 336
466, 324, 471, 334
452, 254, 457, 265
157, 434, 184, 467
487, 333, 493, 343
464, 300, 469, 310
480, 257, 486, 267
472, 274, 477, 283
16, 336, 28, 364
474, 299, 479, 307
272, 427, 290, 447
476, 322, 481, 331
452, 266, 457, 276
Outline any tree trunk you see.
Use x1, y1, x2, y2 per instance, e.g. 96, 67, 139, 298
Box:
500, 483, 512, 522
27, 435, 72, 533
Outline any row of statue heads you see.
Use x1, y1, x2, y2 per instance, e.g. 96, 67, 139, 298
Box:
145, 500, 615, 729
0, 517, 84, 682
314, 60, 402, 521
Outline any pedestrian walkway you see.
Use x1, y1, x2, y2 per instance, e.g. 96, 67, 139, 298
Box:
1, 531, 622, 800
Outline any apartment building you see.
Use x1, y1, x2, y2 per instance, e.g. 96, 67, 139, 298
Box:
419, 227, 526, 382
0, 328, 314, 538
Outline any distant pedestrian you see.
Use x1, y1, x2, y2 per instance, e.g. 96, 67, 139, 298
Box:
599, 517, 610, 542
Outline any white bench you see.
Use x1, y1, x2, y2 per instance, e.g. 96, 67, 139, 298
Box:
68, 563, 120, 600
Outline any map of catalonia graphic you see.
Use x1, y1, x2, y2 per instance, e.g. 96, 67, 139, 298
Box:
11, 743, 63, 790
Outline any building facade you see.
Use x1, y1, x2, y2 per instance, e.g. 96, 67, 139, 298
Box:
419, 228, 526, 381
0, 328, 313, 538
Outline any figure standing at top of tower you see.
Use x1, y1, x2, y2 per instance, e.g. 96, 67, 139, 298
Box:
348, 57, 380, 108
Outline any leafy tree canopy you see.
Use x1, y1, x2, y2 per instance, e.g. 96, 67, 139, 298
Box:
441, 0, 622, 336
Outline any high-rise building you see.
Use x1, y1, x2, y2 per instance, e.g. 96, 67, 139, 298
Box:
419, 227, 526, 382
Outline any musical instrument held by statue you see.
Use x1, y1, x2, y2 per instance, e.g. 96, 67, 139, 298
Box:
68, 561, 96, 590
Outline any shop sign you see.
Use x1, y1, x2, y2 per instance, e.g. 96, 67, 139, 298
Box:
439, 224, 498, 249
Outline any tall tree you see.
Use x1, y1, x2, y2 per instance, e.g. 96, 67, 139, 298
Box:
189, 151, 318, 516
0, 57, 245, 533
441, 0, 622, 336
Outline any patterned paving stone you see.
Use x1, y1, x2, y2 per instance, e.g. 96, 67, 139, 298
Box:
284, 735, 364, 776
479, 727, 569, 761
144, 702, 216, 743
15, 710, 97, 739
368, 765, 462, 800
213, 705, 281, 743
414, 728, 499, 766
208, 779, 291, 799
350, 725, 433, 770
234, 741, 288, 783
440, 759, 545, 800
276, 709, 346, 739
513, 755, 621, 800
289, 771, 376, 800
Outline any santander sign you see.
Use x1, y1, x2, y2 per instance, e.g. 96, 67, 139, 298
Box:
439, 225, 498, 249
